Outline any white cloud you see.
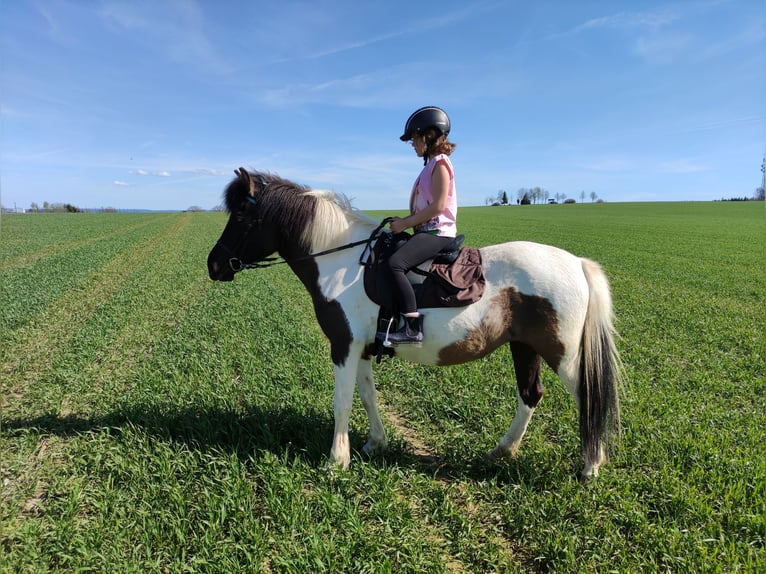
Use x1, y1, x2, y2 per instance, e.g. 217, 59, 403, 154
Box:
99, 0, 231, 74
130, 169, 171, 177
634, 33, 691, 64
189, 168, 226, 176
658, 159, 709, 174
113, 180, 128, 186
575, 10, 679, 33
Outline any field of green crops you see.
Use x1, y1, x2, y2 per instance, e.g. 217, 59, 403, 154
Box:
1, 201, 764, 572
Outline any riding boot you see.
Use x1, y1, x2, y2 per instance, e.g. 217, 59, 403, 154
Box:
384, 314, 424, 346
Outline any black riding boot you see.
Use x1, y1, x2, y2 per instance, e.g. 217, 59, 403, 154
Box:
384, 314, 424, 346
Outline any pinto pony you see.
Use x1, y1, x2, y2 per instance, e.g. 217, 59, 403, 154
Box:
208, 169, 621, 477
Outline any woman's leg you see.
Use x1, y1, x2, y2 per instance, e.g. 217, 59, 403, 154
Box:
388, 233, 453, 313
385, 233, 453, 345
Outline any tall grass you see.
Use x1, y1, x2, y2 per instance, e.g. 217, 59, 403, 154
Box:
1, 203, 764, 572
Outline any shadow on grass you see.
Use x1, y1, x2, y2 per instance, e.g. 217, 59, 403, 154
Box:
0, 402, 343, 466
0, 406, 577, 486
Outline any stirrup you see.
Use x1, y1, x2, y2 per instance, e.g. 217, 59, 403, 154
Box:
376, 317, 396, 347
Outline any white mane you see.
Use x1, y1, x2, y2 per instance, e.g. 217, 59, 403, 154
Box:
302, 189, 379, 251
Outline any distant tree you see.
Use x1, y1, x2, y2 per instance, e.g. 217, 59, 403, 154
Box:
755, 187, 765, 201
30, 202, 39, 213
187, 205, 204, 212
564, 198, 576, 204
580, 191, 586, 203
43, 201, 50, 212
590, 191, 598, 203
501, 190, 508, 205
520, 192, 531, 205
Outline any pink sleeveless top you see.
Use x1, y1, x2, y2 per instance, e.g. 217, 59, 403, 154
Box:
410, 154, 457, 237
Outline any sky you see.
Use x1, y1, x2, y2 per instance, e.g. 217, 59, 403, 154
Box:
1, 0, 764, 211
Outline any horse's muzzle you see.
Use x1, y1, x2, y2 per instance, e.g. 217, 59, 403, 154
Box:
207, 247, 235, 281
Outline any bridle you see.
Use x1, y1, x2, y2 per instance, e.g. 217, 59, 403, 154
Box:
217, 216, 392, 273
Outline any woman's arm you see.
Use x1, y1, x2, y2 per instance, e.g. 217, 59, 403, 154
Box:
390, 161, 451, 233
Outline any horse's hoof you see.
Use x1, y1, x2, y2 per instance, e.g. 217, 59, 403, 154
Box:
486, 445, 513, 461
581, 466, 600, 481
326, 454, 351, 472
362, 439, 387, 456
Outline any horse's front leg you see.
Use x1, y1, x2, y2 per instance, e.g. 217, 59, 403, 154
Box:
356, 358, 387, 455
329, 342, 365, 470
330, 363, 355, 469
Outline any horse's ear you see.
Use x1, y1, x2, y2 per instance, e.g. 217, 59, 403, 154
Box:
234, 167, 257, 198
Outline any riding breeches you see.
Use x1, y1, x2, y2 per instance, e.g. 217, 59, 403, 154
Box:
387, 232, 455, 314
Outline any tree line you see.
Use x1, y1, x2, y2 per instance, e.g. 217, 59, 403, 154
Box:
485, 188, 601, 205
27, 202, 86, 213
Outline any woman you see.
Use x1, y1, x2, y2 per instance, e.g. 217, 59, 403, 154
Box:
385, 106, 458, 345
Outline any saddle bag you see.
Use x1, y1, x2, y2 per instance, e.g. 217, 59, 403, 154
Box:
416, 246, 485, 307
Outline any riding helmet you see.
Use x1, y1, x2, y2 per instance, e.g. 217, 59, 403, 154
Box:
399, 106, 451, 141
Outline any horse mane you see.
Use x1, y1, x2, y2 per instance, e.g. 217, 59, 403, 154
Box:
224, 170, 377, 252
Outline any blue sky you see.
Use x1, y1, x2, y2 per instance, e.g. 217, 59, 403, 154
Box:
1, 0, 764, 211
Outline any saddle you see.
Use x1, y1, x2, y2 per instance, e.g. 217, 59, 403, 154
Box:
362, 231, 485, 315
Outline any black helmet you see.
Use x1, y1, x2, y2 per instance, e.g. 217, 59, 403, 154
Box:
399, 106, 451, 141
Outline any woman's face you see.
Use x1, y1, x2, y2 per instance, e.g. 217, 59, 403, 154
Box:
411, 134, 427, 157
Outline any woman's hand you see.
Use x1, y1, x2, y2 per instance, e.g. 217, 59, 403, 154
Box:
389, 216, 409, 234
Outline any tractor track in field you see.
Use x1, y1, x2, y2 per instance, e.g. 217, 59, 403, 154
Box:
377, 397, 525, 571
0, 216, 173, 274
0, 215, 193, 416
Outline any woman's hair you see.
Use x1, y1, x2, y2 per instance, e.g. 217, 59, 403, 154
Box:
422, 129, 456, 163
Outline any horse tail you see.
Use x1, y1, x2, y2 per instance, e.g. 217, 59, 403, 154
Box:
579, 259, 622, 472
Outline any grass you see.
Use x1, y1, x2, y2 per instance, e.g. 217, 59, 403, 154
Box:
1, 202, 764, 572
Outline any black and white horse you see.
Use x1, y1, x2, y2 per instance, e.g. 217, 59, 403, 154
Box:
208, 169, 621, 477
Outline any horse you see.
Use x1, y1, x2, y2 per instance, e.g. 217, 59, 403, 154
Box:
207, 168, 622, 478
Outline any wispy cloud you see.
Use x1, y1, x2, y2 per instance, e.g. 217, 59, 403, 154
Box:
99, 0, 231, 74
305, 31, 406, 61
658, 159, 709, 174
574, 10, 679, 33
276, 1, 498, 63
113, 180, 128, 186
130, 169, 171, 177
188, 168, 227, 176
565, 8, 686, 63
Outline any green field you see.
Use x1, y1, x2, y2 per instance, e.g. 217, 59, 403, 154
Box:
1, 202, 764, 572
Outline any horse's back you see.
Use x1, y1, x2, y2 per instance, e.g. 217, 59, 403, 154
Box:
480, 241, 586, 290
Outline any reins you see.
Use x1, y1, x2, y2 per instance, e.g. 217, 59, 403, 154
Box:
226, 217, 392, 272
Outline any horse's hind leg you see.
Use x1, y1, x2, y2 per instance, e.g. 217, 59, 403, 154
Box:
488, 343, 544, 460
356, 358, 388, 455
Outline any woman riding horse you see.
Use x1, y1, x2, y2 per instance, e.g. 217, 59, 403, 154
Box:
385, 106, 459, 345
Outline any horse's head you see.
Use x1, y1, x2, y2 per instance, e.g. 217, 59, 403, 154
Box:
207, 168, 281, 281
